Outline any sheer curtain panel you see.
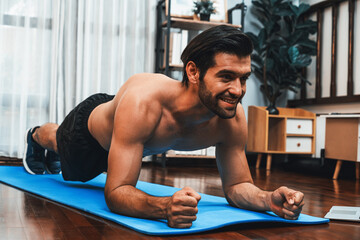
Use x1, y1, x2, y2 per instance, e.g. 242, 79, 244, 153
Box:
0, 0, 156, 158
0, 0, 52, 158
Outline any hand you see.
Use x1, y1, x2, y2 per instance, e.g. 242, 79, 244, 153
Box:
269, 186, 304, 220
166, 186, 201, 228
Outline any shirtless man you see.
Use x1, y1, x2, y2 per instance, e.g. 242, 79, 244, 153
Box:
23, 25, 304, 228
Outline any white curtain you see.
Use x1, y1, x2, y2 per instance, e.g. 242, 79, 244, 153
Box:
0, 0, 157, 158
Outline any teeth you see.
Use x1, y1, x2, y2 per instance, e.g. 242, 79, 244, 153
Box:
221, 98, 237, 104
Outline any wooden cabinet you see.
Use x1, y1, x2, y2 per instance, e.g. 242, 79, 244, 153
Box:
325, 115, 360, 179
247, 106, 316, 170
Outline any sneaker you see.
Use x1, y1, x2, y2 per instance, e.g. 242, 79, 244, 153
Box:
23, 127, 46, 175
44, 150, 61, 174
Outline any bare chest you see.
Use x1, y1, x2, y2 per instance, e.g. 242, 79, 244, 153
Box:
143, 117, 220, 156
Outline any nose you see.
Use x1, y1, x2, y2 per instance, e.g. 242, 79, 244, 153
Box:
229, 78, 243, 97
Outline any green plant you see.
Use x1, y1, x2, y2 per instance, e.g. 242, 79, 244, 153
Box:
193, 0, 216, 15
246, 0, 317, 113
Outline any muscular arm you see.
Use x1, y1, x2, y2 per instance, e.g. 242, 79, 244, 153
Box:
104, 90, 200, 228
216, 106, 304, 219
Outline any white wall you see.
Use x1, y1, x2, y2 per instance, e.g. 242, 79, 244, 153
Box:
294, 0, 360, 114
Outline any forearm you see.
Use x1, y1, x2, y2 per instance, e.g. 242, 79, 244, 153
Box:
105, 184, 170, 219
225, 182, 272, 211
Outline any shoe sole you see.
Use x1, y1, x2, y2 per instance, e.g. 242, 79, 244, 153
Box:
23, 128, 43, 175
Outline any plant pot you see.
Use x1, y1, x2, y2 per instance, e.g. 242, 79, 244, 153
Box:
200, 14, 210, 21
266, 103, 279, 115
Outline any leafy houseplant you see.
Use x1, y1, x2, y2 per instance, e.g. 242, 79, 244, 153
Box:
193, 0, 216, 21
246, 0, 317, 114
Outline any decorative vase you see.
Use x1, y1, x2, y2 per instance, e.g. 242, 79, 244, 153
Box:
266, 102, 279, 115
200, 14, 210, 21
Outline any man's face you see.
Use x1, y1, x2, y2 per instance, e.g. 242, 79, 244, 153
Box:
198, 53, 251, 119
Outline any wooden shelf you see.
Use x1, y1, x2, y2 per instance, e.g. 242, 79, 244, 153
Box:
269, 115, 316, 120
166, 154, 215, 159
287, 134, 314, 137
248, 106, 317, 171
157, 154, 215, 159
163, 17, 241, 31
247, 106, 316, 154
253, 150, 314, 154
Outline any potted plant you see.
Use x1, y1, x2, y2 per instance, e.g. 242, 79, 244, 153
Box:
193, 0, 216, 21
246, 0, 317, 114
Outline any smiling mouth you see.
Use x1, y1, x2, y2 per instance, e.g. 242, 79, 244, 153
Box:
219, 97, 238, 105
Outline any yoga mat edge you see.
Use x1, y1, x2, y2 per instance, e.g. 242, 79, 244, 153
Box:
0, 166, 329, 235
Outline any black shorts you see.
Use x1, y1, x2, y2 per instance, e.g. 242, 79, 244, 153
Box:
56, 93, 115, 182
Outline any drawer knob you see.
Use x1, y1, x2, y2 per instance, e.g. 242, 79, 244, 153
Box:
297, 125, 301, 129
297, 143, 301, 147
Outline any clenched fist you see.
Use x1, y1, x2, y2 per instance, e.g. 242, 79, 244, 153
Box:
270, 186, 305, 220
166, 186, 201, 228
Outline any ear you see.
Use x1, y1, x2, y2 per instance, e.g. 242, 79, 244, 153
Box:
186, 61, 199, 85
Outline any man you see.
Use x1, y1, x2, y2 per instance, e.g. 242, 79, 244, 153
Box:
23, 25, 304, 228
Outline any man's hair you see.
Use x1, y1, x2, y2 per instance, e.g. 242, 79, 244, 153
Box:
180, 25, 253, 87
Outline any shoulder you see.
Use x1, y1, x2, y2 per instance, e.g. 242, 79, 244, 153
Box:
114, 73, 172, 108
117, 73, 176, 100
119, 73, 181, 107
114, 85, 162, 128
111, 73, 179, 140
124, 73, 174, 90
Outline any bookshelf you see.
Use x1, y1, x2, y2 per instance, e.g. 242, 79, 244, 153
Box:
163, 17, 240, 31
155, 0, 243, 75
154, 0, 245, 164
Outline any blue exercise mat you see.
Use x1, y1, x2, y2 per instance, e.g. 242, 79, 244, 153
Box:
0, 166, 328, 235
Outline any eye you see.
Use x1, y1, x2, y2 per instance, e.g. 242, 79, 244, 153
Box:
221, 74, 234, 82
240, 76, 249, 81
240, 76, 249, 83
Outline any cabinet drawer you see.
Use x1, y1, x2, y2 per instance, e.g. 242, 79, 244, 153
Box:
286, 137, 312, 153
287, 119, 313, 135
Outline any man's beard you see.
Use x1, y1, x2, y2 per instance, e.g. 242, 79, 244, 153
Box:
198, 80, 243, 119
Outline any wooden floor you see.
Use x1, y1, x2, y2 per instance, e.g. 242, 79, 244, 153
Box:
1, 157, 360, 239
